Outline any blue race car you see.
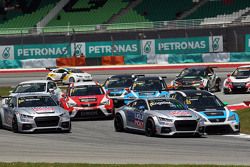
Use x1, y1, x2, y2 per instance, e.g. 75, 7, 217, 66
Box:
169, 90, 240, 134
124, 76, 169, 104
103, 74, 138, 107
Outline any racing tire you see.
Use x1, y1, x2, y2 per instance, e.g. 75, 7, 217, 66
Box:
215, 79, 221, 92
12, 115, 19, 133
114, 114, 124, 132
0, 113, 3, 129
69, 77, 75, 83
145, 118, 156, 137
63, 122, 72, 133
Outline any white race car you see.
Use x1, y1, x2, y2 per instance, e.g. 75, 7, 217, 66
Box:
46, 67, 92, 84
223, 65, 250, 94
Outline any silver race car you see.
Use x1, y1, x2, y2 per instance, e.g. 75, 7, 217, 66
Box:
0, 93, 71, 133
114, 98, 205, 137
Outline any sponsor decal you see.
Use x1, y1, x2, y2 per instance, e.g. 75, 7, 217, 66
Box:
169, 111, 192, 117
32, 107, 55, 113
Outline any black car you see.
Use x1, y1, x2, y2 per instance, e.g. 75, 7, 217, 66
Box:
170, 66, 221, 92
103, 74, 141, 107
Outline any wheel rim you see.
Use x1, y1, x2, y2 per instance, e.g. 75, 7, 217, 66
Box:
69, 78, 74, 83
146, 120, 155, 136
114, 115, 123, 131
12, 116, 18, 132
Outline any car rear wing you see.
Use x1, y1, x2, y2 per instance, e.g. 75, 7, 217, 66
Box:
133, 74, 145, 78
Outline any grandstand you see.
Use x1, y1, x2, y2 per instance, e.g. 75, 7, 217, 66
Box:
0, 0, 250, 34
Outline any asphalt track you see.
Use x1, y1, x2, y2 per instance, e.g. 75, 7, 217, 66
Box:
0, 68, 250, 165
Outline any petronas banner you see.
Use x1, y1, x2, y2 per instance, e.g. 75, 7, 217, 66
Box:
0, 36, 223, 60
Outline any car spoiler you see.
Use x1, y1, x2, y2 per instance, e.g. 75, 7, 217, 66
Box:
134, 74, 145, 78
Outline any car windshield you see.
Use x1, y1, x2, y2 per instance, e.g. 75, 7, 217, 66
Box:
148, 99, 185, 110
12, 83, 46, 93
132, 79, 165, 91
69, 69, 83, 73
179, 68, 206, 77
232, 68, 250, 77
18, 96, 57, 107
185, 95, 224, 110
104, 77, 133, 88
70, 85, 104, 96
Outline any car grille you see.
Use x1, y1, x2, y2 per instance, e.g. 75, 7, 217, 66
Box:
35, 116, 59, 127
174, 120, 197, 131
81, 103, 97, 107
204, 112, 224, 116
208, 118, 226, 122
75, 109, 105, 119
205, 125, 233, 134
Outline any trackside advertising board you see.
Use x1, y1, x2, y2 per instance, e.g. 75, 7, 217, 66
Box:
0, 36, 223, 60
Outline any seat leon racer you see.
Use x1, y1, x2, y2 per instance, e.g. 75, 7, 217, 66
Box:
169, 90, 240, 134
60, 81, 114, 119
223, 65, 250, 94
114, 98, 205, 137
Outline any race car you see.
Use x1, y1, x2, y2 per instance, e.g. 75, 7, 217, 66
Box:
10, 80, 62, 104
0, 93, 71, 133
46, 67, 92, 84
103, 74, 139, 107
169, 90, 240, 134
169, 66, 221, 92
223, 65, 250, 94
123, 76, 169, 104
60, 81, 114, 119
114, 98, 206, 137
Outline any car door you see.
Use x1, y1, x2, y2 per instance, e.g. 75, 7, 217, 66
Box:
207, 67, 217, 88
3, 97, 16, 127
54, 69, 66, 80
131, 99, 148, 130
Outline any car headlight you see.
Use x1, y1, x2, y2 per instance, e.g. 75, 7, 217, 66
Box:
228, 114, 236, 121
198, 118, 206, 126
157, 117, 173, 124
67, 102, 77, 107
19, 113, 33, 122
60, 111, 69, 118
100, 99, 110, 105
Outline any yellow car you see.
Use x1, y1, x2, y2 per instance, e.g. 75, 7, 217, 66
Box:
46, 67, 92, 84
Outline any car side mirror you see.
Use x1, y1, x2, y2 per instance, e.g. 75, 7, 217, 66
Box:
49, 88, 55, 93
9, 90, 13, 94
125, 88, 130, 93
223, 102, 229, 106
227, 73, 231, 77
176, 74, 179, 78
208, 73, 213, 77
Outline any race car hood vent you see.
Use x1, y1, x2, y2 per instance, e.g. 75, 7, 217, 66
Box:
204, 111, 224, 116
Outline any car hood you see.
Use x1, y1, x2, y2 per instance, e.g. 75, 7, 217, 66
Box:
69, 95, 105, 104
228, 76, 250, 82
18, 106, 63, 115
176, 76, 203, 83
126, 91, 168, 98
150, 110, 198, 119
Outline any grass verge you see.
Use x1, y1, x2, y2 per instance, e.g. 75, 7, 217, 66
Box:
0, 163, 248, 167
235, 108, 250, 134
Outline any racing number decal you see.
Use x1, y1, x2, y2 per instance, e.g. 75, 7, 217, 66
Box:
134, 112, 144, 128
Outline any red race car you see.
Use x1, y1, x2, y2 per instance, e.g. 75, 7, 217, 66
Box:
60, 81, 114, 119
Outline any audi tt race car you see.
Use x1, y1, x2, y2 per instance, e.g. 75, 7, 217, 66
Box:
169, 66, 221, 92
0, 93, 71, 133
114, 98, 206, 137
223, 65, 250, 94
46, 67, 92, 84
10, 80, 63, 103
103, 74, 139, 107
60, 81, 114, 119
123, 76, 169, 104
169, 90, 240, 134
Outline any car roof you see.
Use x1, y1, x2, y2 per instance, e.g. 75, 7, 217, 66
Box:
136, 76, 162, 81
12, 92, 51, 98
238, 65, 250, 68
70, 81, 98, 87
110, 74, 133, 78
173, 90, 214, 97
18, 80, 52, 84
184, 66, 208, 70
